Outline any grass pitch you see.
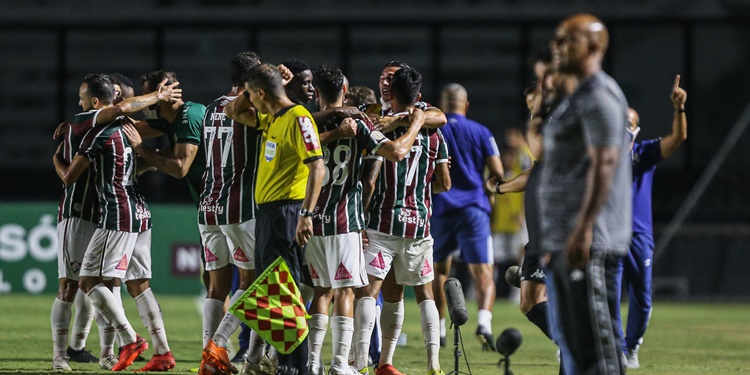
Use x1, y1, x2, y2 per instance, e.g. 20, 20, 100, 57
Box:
0, 294, 748, 374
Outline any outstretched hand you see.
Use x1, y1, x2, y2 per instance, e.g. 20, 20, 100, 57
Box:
671, 74, 687, 110
155, 78, 182, 103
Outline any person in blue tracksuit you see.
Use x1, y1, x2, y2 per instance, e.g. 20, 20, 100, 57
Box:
614, 75, 688, 369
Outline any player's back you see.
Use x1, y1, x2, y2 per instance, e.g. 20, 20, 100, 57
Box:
57, 110, 104, 223
198, 95, 261, 225
78, 120, 151, 233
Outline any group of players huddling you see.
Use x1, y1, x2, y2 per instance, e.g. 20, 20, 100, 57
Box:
51, 12, 687, 375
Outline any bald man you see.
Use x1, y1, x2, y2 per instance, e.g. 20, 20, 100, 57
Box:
539, 14, 631, 374
431, 83, 504, 350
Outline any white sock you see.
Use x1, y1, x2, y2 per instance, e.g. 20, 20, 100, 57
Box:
203, 298, 225, 347
97, 313, 116, 357
69, 291, 95, 351
419, 300, 441, 371
331, 316, 354, 368
51, 298, 72, 358
112, 285, 122, 347
380, 300, 404, 366
86, 284, 137, 345
134, 288, 170, 355
439, 318, 446, 338
213, 289, 245, 348
353, 297, 376, 370
246, 330, 265, 364
308, 314, 329, 366
478, 309, 493, 331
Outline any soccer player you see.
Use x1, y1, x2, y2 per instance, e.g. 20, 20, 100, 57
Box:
126, 70, 207, 205
539, 13, 631, 374
51, 73, 179, 371
53, 74, 175, 372
225, 63, 326, 375
306, 64, 427, 375
109, 73, 135, 104
283, 58, 315, 106
614, 77, 688, 368
345, 86, 377, 107
354, 67, 451, 375
430, 83, 504, 351
192, 52, 268, 375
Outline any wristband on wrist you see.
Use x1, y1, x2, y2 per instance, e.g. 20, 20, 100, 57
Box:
495, 181, 505, 195
675, 108, 686, 113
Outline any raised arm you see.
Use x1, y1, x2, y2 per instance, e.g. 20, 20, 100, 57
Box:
375, 108, 426, 162
225, 93, 258, 127
660, 74, 688, 158
96, 79, 181, 125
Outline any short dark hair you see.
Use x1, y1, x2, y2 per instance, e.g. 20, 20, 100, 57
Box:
347, 86, 377, 107
390, 67, 422, 105
140, 70, 177, 93
246, 64, 285, 98
231, 51, 262, 86
282, 58, 311, 76
312, 64, 344, 102
108, 73, 134, 92
83, 74, 115, 105
384, 60, 410, 70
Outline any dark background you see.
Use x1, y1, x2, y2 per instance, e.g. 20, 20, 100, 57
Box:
1, 0, 749, 297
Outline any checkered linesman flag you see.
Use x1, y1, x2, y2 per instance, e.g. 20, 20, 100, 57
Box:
229, 256, 310, 354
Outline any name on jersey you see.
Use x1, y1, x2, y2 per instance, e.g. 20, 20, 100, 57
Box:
398, 208, 426, 227
297, 116, 320, 151
210, 112, 227, 122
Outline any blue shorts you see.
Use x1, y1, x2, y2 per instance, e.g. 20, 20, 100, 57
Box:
432, 206, 492, 264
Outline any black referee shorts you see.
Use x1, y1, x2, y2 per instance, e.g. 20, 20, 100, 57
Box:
255, 200, 310, 287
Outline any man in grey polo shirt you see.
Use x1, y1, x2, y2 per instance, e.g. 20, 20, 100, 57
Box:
538, 13, 631, 375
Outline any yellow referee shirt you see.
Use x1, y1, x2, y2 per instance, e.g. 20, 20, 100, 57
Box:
255, 105, 323, 205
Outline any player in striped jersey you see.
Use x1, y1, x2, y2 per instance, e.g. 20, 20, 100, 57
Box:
54, 75, 175, 372
305, 65, 427, 375
195, 52, 268, 375
50, 73, 180, 371
354, 68, 451, 375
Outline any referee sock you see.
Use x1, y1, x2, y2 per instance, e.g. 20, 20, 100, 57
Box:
134, 288, 170, 355
70, 291, 95, 351
353, 297, 376, 370
379, 300, 404, 366
86, 283, 137, 346
51, 298, 72, 359
526, 301, 552, 340
213, 289, 245, 348
308, 314, 329, 367
202, 298, 224, 347
419, 300, 441, 371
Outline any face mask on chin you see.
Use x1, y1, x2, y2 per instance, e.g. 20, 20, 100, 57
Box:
142, 106, 159, 120
627, 126, 641, 143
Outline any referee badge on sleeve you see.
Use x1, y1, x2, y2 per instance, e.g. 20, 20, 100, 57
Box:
265, 141, 277, 162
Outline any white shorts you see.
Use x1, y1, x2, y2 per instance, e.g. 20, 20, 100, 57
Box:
80, 229, 152, 281
492, 232, 523, 263
306, 232, 368, 289
199, 219, 256, 271
364, 229, 434, 286
57, 217, 96, 280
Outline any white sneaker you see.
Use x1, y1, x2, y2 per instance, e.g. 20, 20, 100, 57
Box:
329, 364, 359, 375
52, 356, 71, 371
98, 354, 118, 370
309, 360, 326, 375
626, 346, 640, 369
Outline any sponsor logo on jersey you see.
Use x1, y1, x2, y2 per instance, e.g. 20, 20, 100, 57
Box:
369, 252, 386, 270
420, 259, 432, 277
297, 117, 320, 151
530, 269, 545, 280
398, 208, 426, 227
204, 246, 218, 262
334, 262, 353, 280
199, 196, 225, 215
115, 254, 128, 271
233, 247, 250, 262
134, 202, 151, 220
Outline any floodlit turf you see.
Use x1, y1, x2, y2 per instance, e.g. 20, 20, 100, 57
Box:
0, 294, 749, 374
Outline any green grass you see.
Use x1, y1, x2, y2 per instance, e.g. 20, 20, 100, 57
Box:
0, 294, 749, 374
